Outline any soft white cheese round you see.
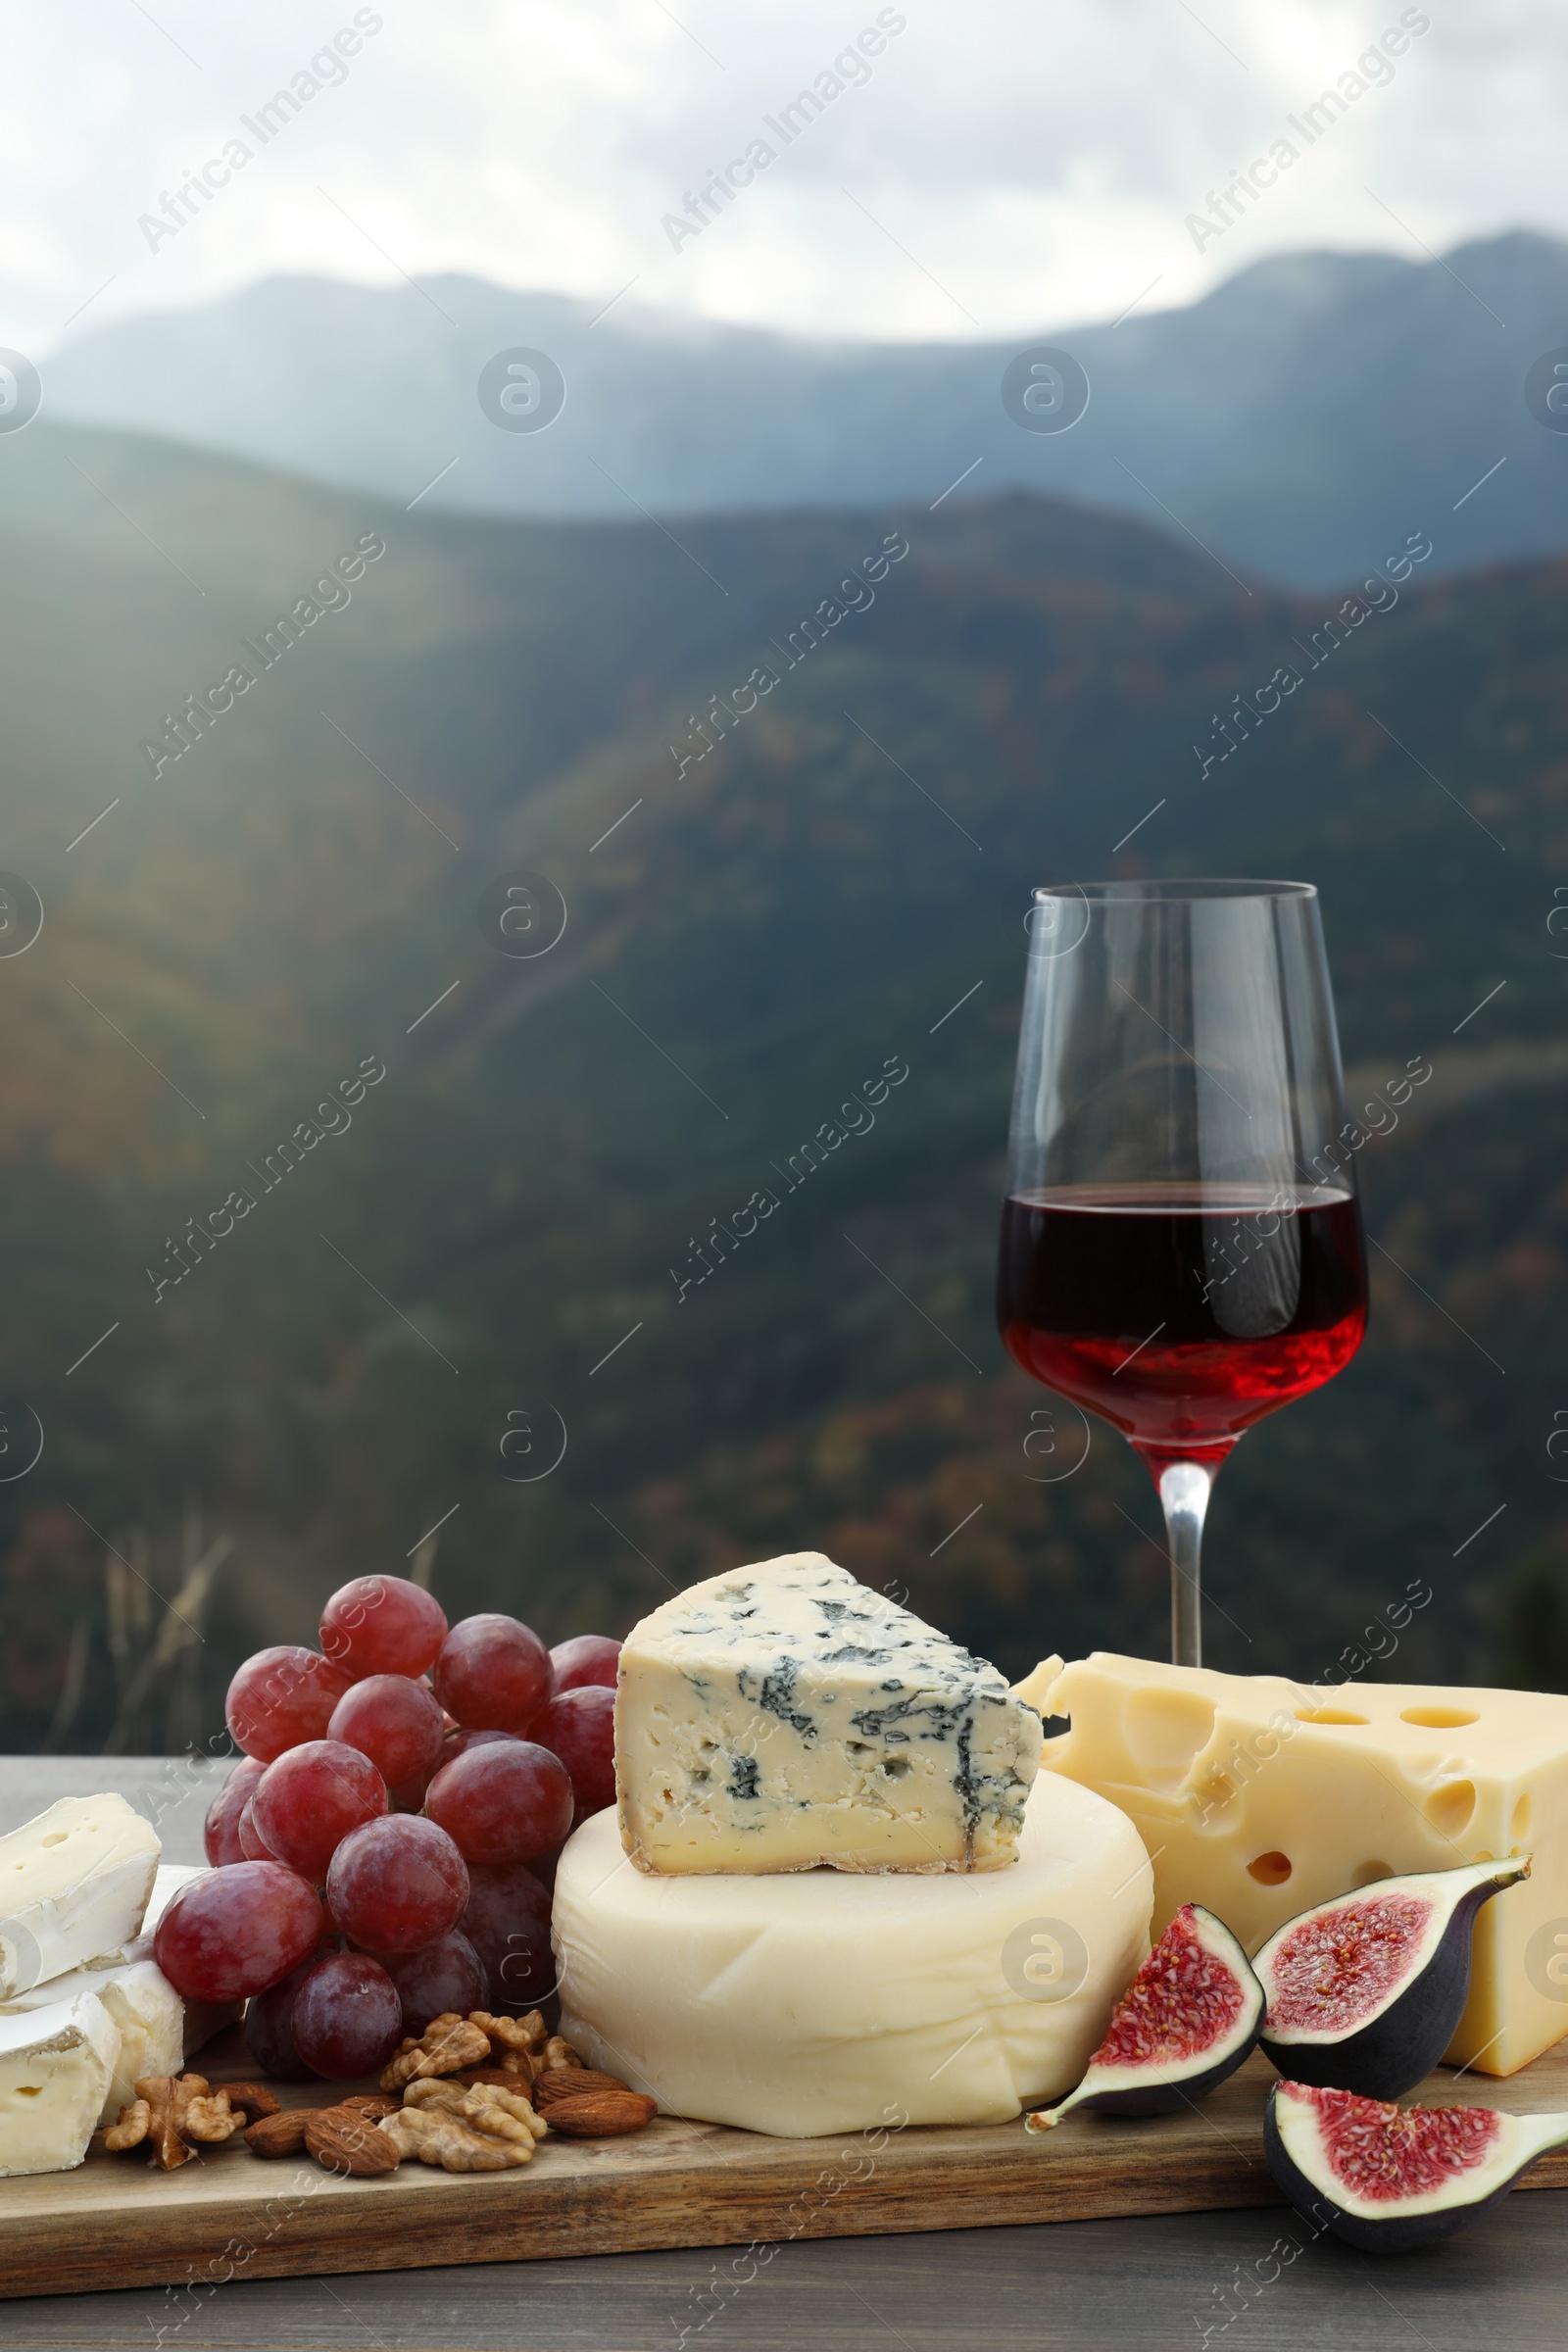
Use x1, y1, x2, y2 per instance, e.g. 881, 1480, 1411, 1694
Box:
554, 1772, 1151, 2136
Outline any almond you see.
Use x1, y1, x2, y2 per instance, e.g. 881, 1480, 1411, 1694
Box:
245, 2108, 314, 2158
224, 2082, 281, 2125
453, 2066, 534, 2093
533, 2068, 629, 2109
306, 2104, 402, 2176
542, 2088, 658, 2138
337, 2093, 401, 2121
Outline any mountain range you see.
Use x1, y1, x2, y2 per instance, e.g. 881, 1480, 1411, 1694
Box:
37, 230, 1568, 591
0, 406, 1564, 1751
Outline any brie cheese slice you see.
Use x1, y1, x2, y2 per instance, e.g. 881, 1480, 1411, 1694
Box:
0, 1794, 161, 1996
1, 1955, 184, 2124
0, 1993, 121, 2177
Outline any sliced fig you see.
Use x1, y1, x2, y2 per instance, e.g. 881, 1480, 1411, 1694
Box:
1026, 1902, 1262, 2129
1255, 1856, 1531, 2100
1265, 2079, 1568, 2252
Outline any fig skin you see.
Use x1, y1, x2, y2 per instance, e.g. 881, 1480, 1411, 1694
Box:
1065, 2036, 1253, 2119
1262, 2082, 1568, 2254
1257, 1860, 1529, 2101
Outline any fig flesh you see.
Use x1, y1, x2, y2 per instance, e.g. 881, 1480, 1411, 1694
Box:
1265, 2079, 1568, 2252
1256, 1856, 1531, 2099
1026, 1902, 1262, 2129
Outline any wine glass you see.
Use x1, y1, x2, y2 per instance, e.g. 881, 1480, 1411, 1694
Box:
996, 880, 1368, 1667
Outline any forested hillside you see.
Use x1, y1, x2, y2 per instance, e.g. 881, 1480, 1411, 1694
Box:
1, 416, 1564, 1750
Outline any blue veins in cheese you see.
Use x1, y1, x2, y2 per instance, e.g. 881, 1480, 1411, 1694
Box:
614, 1552, 1044, 1875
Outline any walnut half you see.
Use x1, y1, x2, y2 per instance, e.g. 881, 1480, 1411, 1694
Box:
379, 2104, 537, 2172
380, 2014, 491, 2090
467, 2010, 547, 2077
405, 2076, 548, 2148
104, 2075, 246, 2170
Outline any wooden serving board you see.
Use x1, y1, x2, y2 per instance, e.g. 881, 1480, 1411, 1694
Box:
7, 2030, 1568, 2301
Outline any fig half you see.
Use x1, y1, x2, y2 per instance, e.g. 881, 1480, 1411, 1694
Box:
1265, 2079, 1568, 2252
1026, 1901, 1262, 2129
1255, 1856, 1531, 2099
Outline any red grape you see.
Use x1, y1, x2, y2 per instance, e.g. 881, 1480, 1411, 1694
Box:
326, 1815, 468, 1952
155, 1863, 322, 2002
425, 1740, 572, 1865
243, 1956, 322, 2081
204, 1756, 266, 1867
238, 1798, 281, 1861
534, 1687, 615, 1815
291, 1951, 404, 2079
320, 1575, 447, 1682
326, 1675, 445, 1789
225, 1646, 353, 1763
252, 1740, 388, 1883
376, 1932, 486, 2034
448, 1726, 520, 1762
433, 1614, 551, 1734
550, 1634, 620, 1692
389, 1726, 516, 1813
461, 1862, 555, 2014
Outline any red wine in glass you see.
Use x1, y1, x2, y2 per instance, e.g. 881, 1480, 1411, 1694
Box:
999, 883, 1368, 1664
998, 1184, 1366, 1470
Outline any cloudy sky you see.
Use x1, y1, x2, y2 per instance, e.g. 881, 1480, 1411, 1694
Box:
5, 0, 1564, 353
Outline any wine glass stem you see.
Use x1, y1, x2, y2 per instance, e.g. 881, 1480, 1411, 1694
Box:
1158, 1460, 1214, 1669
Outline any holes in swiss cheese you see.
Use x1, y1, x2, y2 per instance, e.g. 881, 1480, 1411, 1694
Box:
1426, 1780, 1477, 1839
1247, 1851, 1293, 1886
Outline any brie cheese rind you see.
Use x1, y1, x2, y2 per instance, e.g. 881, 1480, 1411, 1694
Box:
0, 1993, 121, 2178
0, 1794, 161, 1996
616, 1553, 1044, 1876
1, 1956, 184, 2125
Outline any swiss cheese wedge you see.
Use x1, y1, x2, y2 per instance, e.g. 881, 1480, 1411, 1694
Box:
1039, 1654, 1563, 2077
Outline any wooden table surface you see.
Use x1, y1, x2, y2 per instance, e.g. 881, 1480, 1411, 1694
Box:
3, 1757, 1565, 2352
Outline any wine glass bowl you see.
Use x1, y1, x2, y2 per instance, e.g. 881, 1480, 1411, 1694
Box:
996, 880, 1368, 1665
998, 1180, 1366, 1468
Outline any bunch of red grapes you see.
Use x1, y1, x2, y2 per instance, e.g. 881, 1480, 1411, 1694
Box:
153, 1574, 620, 2082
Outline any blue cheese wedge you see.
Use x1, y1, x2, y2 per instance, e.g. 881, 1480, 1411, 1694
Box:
615, 1552, 1043, 1875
